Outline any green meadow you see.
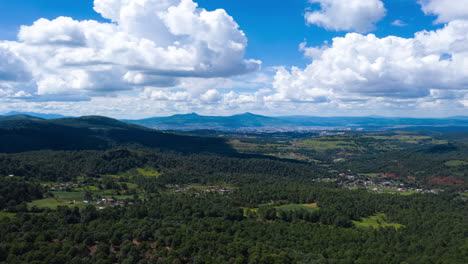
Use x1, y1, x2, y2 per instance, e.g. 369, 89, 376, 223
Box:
0, 212, 16, 219
136, 168, 162, 177
27, 198, 84, 209
275, 203, 319, 213
444, 160, 468, 167
353, 213, 404, 230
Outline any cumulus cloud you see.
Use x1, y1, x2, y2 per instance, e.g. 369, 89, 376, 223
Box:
272, 20, 468, 104
305, 0, 386, 33
0, 46, 32, 83
2, 0, 467, 117
0, 0, 260, 100
419, 0, 468, 23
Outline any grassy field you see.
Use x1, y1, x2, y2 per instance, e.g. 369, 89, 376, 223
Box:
104, 167, 161, 179
358, 186, 420, 196
257, 203, 319, 211
0, 212, 16, 218
353, 213, 404, 230
73, 186, 100, 191
444, 160, 468, 167
27, 198, 84, 209
275, 203, 319, 212
126, 183, 139, 189
136, 168, 162, 177
53, 187, 140, 202
101, 194, 135, 200
294, 138, 363, 152
242, 207, 259, 217
52, 191, 85, 200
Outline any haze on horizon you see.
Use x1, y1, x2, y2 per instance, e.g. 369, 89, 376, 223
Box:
0, 0, 467, 119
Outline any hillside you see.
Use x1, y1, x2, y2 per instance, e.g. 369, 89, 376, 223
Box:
0, 116, 235, 154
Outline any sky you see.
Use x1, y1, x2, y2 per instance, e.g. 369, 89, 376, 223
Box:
0, 0, 467, 118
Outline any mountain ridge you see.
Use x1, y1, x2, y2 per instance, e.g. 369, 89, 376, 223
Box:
0, 114, 45, 122
3, 112, 468, 131
0, 115, 235, 154
124, 113, 468, 131
2, 111, 70, 119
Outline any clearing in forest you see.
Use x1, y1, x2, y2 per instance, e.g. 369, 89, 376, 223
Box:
353, 213, 404, 230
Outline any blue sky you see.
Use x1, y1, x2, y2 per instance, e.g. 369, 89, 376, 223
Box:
0, 0, 467, 118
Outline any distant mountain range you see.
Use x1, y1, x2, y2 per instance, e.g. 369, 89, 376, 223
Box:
2, 111, 70, 119
123, 113, 293, 131
124, 112, 468, 131
2, 112, 468, 131
0, 114, 44, 122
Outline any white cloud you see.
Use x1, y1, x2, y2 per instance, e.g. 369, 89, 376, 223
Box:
419, 0, 468, 23
391, 20, 408, 27
305, 0, 386, 33
272, 20, 468, 106
1, 0, 467, 117
200, 89, 222, 103
143, 89, 190, 102
0, 46, 32, 83
0, 0, 260, 100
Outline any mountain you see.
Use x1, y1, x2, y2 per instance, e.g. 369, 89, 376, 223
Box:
0, 116, 235, 154
125, 113, 468, 131
2, 111, 70, 119
0, 114, 44, 122
124, 112, 294, 131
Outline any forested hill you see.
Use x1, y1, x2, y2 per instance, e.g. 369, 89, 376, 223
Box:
0, 116, 235, 154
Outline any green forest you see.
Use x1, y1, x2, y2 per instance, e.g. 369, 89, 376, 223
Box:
0, 117, 467, 263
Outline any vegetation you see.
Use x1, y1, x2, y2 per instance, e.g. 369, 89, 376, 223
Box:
0, 116, 466, 263
0, 183, 465, 264
27, 198, 81, 210
445, 160, 468, 167
353, 213, 404, 230
275, 203, 318, 213
135, 168, 162, 177
0, 176, 43, 211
